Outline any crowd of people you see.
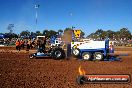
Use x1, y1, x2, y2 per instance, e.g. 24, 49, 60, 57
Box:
0, 36, 60, 52
15, 37, 47, 52
15, 39, 36, 51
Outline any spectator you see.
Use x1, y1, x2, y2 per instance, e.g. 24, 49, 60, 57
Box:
41, 37, 47, 52
20, 40, 24, 49
31, 40, 35, 48
16, 39, 21, 51
37, 38, 42, 52
26, 39, 31, 51
36, 37, 47, 53
30, 40, 35, 49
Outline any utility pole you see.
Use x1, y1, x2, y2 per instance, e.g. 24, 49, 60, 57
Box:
34, 4, 40, 30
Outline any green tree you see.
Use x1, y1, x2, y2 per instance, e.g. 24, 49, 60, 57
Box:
20, 30, 30, 38
94, 29, 104, 39
119, 28, 131, 40
106, 30, 116, 39
113, 31, 121, 41
30, 32, 36, 38
100, 31, 107, 39
43, 30, 49, 36
87, 28, 132, 41
87, 33, 98, 39
49, 30, 57, 37
36, 31, 42, 36
57, 29, 63, 35
80, 30, 85, 38
87, 29, 114, 40
64, 28, 73, 33
5, 33, 18, 39
43, 29, 57, 37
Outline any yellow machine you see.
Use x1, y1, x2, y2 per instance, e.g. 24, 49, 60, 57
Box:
73, 30, 81, 38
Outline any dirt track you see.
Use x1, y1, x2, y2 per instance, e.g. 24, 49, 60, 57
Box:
0, 47, 132, 88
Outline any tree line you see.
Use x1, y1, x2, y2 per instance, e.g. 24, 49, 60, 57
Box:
19, 29, 63, 39
1, 24, 131, 42
87, 28, 132, 41
0, 27, 85, 39
20, 28, 85, 38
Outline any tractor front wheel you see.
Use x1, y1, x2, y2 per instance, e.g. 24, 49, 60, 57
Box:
29, 54, 35, 59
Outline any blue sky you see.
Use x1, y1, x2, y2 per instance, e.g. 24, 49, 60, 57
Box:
0, 0, 132, 36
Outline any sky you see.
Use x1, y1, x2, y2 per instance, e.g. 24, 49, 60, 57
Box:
0, 0, 132, 36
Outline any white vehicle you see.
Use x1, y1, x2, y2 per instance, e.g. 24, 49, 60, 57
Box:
37, 36, 45, 40
71, 39, 114, 61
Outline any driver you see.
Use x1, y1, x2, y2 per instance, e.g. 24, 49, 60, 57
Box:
41, 37, 46, 53
37, 37, 47, 53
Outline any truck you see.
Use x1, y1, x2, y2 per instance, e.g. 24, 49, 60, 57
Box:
71, 39, 114, 61
70, 30, 117, 61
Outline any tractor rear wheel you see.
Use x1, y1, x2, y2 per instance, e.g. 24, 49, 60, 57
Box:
94, 52, 103, 61
52, 48, 65, 60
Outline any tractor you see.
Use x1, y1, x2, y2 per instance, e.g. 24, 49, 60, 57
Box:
29, 36, 65, 60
